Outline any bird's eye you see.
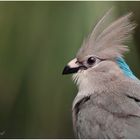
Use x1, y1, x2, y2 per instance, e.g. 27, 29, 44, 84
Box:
87, 57, 96, 65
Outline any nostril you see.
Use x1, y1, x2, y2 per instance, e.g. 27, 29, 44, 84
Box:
76, 61, 83, 65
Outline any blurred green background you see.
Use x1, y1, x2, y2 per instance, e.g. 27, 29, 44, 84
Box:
0, 1, 140, 138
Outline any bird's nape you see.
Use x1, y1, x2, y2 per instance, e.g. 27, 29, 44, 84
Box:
116, 57, 137, 79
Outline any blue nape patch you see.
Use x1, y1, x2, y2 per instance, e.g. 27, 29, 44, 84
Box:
116, 57, 137, 80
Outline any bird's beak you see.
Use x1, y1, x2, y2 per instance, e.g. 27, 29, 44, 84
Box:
62, 58, 82, 75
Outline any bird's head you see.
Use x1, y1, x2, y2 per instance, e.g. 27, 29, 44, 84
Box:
62, 9, 137, 86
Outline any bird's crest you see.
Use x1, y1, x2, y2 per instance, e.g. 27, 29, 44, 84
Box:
76, 8, 136, 60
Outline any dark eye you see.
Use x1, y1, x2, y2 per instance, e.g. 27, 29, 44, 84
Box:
87, 57, 96, 65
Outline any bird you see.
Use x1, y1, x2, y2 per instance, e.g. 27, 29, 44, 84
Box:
62, 8, 140, 139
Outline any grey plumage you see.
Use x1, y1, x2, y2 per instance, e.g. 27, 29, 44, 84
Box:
73, 78, 140, 138
77, 9, 136, 60
63, 9, 140, 139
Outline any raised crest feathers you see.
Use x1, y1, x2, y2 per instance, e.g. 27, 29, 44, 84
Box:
77, 8, 136, 60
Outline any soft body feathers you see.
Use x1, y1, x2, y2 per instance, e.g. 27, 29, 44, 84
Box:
72, 10, 140, 139
73, 77, 140, 138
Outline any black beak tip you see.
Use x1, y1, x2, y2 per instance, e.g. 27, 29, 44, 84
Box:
62, 65, 70, 75
62, 65, 80, 75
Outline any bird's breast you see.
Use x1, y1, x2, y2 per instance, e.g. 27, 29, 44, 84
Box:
72, 94, 125, 139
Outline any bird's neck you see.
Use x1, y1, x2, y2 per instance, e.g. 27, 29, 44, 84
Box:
116, 57, 137, 80
73, 67, 123, 97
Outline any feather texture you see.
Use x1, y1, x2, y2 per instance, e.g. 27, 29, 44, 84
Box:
76, 9, 136, 60
116, 57, 137, 80
68, 8, 140, 139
